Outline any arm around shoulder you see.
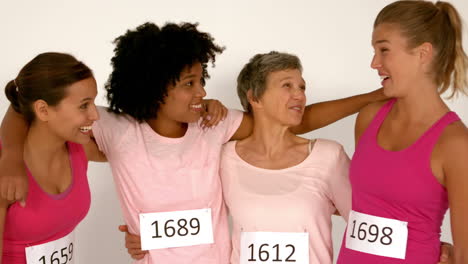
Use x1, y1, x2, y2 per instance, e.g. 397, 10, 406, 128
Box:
230, 112, 254, 141
290, 88, 387, 134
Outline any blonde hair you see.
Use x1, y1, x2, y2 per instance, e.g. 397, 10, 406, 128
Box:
375, 0, 468, 98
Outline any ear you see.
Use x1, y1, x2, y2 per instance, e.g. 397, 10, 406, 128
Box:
32, 99, 51, 122
418, 42, 434, 66
247, 89, 262, 110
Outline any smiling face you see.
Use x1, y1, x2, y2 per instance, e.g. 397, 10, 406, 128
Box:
253, 68, 306, 127
157, 62, 207, 124
371, 23, 425, 97
42, 77, 99, 144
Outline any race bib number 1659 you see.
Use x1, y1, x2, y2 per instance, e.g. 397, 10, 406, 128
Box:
25, 230, 75, 264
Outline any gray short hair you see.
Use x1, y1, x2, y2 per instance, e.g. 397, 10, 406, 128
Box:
237, 51, 302, 112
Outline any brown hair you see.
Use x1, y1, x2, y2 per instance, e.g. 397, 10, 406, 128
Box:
374, 0, 468, 98
4, 52, 93, 123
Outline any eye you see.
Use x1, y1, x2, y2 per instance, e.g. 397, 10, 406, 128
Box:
80, 103, 89, 110
300, 85, 306, 91
185, 81, 193, 87
283, 82, 291, 88
380, 48, 389, 53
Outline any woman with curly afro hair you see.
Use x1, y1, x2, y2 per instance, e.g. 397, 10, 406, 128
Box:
0, 22, 387, 263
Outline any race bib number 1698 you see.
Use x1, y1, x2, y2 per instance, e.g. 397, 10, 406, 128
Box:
345, 210, 408, 259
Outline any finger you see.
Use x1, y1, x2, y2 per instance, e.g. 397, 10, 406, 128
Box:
0, 183, 8, 201
206, 108, 219, 127
210, 109, 222, 127
19, 198, 26, 208
125, 233, 142, 245
6, 184, 15, 201
118, 225, 129, 233
131, 252, 147, 260
199, 111, 209, 129
438, 243, 451, 263
222, 106, 228, 120
202, 114, 211, 128
128, 248, 146, 256
15, 187, 26, 204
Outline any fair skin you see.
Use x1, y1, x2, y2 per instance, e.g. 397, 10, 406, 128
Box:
0, 77, 104, 262
355, 23, 467, 263
236, 69, 310, 170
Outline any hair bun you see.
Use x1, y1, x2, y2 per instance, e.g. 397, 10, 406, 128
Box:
4, 80, 22, 114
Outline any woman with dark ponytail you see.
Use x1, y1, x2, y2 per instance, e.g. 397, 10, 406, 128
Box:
0, 52, 105, 263
338, 1, 468, 263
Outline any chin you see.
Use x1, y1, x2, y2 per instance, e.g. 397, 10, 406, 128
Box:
71, 135, 92, 145
177, 116, 200, 124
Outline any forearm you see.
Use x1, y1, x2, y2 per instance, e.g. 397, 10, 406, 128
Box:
454, 249, 468, 264
0, 106, 28, 159
291, 89, 385, 134
0, 206, 8, 264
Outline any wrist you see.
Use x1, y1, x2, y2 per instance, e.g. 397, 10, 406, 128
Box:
366, 88, 386, 102
1, 149, 24, 163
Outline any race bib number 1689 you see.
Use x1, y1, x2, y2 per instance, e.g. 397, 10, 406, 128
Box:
139, 208, 214, 250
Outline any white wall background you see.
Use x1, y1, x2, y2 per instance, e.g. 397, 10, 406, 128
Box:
1, 0, 467, 263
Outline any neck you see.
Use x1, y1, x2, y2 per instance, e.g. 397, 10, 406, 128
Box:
146, 115, 188, 138
393, 81, 449, 122
246, 112, 297, 157
24, 122, 68, 165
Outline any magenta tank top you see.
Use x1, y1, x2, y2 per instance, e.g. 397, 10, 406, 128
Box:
2, 142, 91, 264
337, 99, 460, 264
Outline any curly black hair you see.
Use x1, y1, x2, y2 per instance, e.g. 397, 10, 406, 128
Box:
105, 22, 225, 122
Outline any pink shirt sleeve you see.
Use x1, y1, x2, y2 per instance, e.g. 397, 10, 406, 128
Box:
216, 109, 244, 143
92, 106, 131, 155
328, 145, 352, 221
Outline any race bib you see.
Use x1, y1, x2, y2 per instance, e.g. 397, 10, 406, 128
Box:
240, 232, 309, 264
25, 230, 75, 264
139, 208, 214, 250
346, 210, 408, 259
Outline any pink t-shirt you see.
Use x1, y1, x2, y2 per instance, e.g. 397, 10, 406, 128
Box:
92, 107, 243, 264
220, 139, 351, 264
2, 142, 91, 264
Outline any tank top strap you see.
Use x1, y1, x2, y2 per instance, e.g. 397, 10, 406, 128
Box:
362, 99, 397, 139
67, 142, 87, 165
417, 111, 461, 150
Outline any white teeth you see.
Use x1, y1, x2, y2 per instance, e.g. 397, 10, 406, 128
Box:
290, 106, 301, 111
79, 126, 92, 132
380, 75, 389, 80
191, 104, 202, 109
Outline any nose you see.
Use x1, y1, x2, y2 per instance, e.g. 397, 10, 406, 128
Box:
196, 83, 207, 98
293, 87, 306, 101
89, 104, 99, 121
371, 54, 381, 69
